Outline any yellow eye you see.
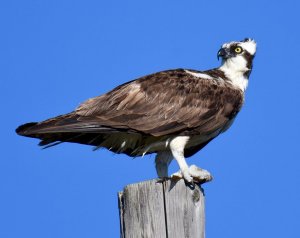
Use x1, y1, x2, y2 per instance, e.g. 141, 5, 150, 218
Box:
235, 47, 242, 53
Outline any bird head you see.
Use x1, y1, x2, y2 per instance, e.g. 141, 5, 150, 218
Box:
218, 38, 257, 79
218, 38, 256, 60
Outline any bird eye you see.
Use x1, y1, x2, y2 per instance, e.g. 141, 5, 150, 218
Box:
235, 47, 243, 54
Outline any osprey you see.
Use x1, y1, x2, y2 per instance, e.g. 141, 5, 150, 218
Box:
16, 38, 256, 183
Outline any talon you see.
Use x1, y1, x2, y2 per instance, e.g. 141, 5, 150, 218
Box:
171, 169, 193, 183
171, 171, 183, 180
182, 169, 193, 183
171, 165, 212, 184
188, 165, 213, 183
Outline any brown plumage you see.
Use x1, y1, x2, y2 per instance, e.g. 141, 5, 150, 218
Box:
16, 38, 256, 182
16, 69, 243, 156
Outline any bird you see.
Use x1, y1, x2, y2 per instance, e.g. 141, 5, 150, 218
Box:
16, 38, 256, 183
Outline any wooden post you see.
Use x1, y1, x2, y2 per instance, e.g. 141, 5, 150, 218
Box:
118, 179, 206, 238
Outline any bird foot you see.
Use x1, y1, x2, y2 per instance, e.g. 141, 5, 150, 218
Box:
171, 165, 213, 184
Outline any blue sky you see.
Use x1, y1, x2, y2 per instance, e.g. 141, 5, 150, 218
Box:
1, 0, 300, 237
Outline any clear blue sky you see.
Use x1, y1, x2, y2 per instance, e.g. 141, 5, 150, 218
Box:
1, 0, 300, 237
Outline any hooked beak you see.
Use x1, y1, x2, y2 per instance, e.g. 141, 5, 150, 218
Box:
217, 48, 231, 60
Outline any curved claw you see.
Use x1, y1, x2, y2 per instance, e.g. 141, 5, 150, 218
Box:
189, 165, 213, 183
171, 165, 212, 184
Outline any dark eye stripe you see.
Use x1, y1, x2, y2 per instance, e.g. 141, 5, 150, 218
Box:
229, 45, 243, 54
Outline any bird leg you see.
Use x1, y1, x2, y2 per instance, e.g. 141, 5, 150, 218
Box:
155, 151, 173, 178
169, 136, 193, 183
169, 136, 213, 183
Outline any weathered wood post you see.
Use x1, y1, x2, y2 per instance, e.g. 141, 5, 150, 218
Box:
118, 178, 209, 238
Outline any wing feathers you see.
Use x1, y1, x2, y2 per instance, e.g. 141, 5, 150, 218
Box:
74, 69, 243, 137
16, 68, 244, 152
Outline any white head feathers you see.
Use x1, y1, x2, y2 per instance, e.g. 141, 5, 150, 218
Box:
222, 38, 257, 56
219, 38, 257, 92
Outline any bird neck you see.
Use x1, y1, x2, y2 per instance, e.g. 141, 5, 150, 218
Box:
218, 57, 251, 92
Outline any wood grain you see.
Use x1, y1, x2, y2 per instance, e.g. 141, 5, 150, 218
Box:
118, 179, 205, 238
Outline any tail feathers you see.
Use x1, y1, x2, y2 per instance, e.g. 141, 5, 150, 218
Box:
39, 133, 90, 149
16, 121, 154, 157
16, 119, 115, 149
15, 113, 149, 155
16, 128, 107, 148
16, 113, 80, 136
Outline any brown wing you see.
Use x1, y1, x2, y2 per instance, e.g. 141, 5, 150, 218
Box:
75, 69, 244, 137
